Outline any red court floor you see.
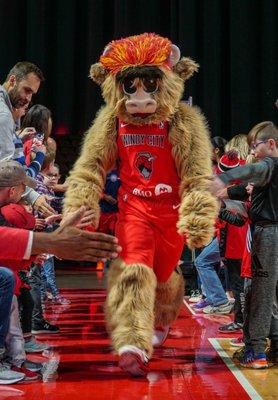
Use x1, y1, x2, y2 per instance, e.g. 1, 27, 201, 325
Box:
2, 271, 277, 400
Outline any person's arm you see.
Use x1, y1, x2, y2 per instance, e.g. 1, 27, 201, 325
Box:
227, 184, 248, 201
26, 151, 45, 178
0, 226, 30, 260
53, 182, 68, 193
0, 112, 15, 161
218, 207, 246, 227
32, 207, 121, 261
22, 187, 55, 217
220, 158, 275, 187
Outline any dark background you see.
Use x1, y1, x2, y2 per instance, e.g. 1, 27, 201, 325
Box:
0, 0, 277, 177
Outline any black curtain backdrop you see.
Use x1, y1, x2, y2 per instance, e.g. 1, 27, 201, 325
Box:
0, 0, 277, 176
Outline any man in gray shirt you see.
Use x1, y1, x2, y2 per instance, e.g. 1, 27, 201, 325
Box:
0, 62, 53, 215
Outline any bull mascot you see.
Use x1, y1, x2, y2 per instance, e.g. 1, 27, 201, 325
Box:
63, 33, 218, 376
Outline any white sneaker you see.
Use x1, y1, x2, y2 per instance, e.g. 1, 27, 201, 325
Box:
203, 301, 234, 315
0, 363, 25, 385
188, 290, 202, 303
152, 325, 170, 347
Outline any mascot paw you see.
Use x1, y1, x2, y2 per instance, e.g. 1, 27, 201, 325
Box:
152, 325, 170, 347
186, 234, 213, 250
177, 216, 214, 249
118, 346, 149, 377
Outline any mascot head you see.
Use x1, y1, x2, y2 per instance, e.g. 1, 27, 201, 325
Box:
90, 33, 199, 125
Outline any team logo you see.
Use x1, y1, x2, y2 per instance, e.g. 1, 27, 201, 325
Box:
135, 152, 155, 179
154, 183, 173, 196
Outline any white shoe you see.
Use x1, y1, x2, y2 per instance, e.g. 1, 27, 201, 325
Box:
118, 346, 148, 377
188, 290, 202, 303
152, 325, 170, 347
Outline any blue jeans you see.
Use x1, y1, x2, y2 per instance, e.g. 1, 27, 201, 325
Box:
0, 267, 15, 349
195, 238, 228, 306
41, 257, 59, 297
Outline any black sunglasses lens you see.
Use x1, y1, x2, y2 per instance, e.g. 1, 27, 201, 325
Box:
122, 77, 137, 95
142, 77, 158, 93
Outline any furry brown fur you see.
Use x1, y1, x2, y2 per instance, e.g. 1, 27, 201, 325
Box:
64, 102, 217, 244
105, 259, 157, 357
154, 267, 185, 327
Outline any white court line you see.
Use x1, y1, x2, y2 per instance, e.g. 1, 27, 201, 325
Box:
183, 298, 196, 315
209, 338, 263, 400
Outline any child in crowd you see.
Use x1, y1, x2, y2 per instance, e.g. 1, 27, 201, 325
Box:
20, 104, 52, 166
216, 151, 248, 332
213, 121, 278, 368
12, 105, 46, 178
98, 169, 120, 236
35, 162, 67, 305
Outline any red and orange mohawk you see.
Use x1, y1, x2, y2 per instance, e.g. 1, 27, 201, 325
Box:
100, 33, 172, 74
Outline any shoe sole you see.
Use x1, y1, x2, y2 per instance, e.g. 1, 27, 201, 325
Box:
25, 348, 49, 353
230, 342, 245, 348
203, 309, 233, 315
0, 377, 25, 385
31, 330, 59, 334
240, 362, 268, 369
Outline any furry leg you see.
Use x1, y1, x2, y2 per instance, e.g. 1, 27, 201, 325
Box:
154, 267, 185, 327
105, 258, 157, 358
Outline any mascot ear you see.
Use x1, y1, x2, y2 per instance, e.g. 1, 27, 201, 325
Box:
89, 63, 108, 86
168, 44, 181, 67
173, 57, 199, 81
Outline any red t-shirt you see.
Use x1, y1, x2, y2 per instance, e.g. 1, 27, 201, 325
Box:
117, 120, 180, 200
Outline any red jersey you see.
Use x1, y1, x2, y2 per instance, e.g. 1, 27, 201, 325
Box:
117, 120, 180, 200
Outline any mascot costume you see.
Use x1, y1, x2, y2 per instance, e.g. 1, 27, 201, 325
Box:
64, 33, 218, 376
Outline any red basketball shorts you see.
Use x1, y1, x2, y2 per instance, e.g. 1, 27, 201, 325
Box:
116, 194, 184, 283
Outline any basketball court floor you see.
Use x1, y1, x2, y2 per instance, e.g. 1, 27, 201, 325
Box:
3, 269, 277, 400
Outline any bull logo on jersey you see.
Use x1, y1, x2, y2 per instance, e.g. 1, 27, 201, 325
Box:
135, 152, 155, 179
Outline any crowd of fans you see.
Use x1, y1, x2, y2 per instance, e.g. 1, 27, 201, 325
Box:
0, 61, 121, 384
0, 61, 277, 385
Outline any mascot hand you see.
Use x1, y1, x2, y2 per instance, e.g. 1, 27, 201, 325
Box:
177, 191, 218, 249
177, 216, 214, 249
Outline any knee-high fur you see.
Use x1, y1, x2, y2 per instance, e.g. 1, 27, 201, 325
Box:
105, 258, 157, 357
154, 267, 184, 327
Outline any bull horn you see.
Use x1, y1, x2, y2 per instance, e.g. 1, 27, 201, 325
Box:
168, 45, 181, 67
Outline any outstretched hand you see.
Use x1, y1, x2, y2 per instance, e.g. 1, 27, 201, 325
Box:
210, 176, 226, 196
48, 206, 121, 261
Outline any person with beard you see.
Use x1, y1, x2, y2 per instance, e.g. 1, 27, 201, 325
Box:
0, 62, 54, 217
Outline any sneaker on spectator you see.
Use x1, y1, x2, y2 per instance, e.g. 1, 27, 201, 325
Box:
46, 291, 53, 300
0, 363, 25, 385
11, 366, 40, 382
25, 338, 50, 353
192, 298, 210, 310
203, 301, 234, 315
218, 322, 242, 333
230, 336, 245, 347
32, 321, 60, 334
188, 290, 202, 303
152, 325, 170, 347
240, 349, 268, 369
52, 295, 71, 305
232, 346, 246, 362
23, 360, 43, 372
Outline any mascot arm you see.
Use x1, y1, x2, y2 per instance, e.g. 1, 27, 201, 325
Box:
171, 104, 218, 249
63, 106, 118, 227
